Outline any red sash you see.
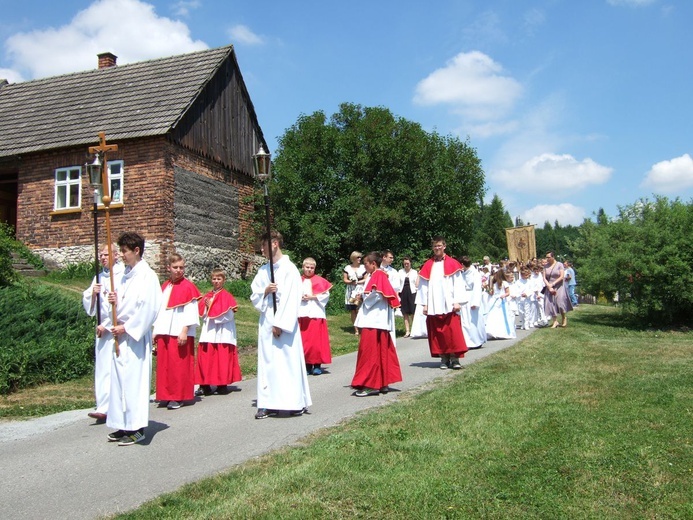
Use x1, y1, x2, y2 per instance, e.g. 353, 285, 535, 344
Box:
162, 278, 200, 309
418, 255, 463, 281
199, 288, 238, 319
364, 269, 400, 308
302, 274, 332, 295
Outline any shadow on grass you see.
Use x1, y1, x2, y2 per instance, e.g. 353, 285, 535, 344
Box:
571, 304, 644, 329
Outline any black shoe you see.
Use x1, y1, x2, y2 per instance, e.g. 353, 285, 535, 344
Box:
107, 430, 127, 442
255, 408, 277, 420
289, 407, 308, 417
216, 385, 230, 395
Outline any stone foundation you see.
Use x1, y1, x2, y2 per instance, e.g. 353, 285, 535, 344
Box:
33, 241, 262, 282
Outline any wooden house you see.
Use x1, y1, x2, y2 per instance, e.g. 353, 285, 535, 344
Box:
0, 45, 267, 278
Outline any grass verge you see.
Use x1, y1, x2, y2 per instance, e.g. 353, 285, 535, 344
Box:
113, 305, 692, 519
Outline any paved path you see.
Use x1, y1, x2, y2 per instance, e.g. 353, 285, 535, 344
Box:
0, 330, 532, 520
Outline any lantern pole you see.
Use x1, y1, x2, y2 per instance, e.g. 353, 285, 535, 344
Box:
252, 145, 276, 313
92, 188, 101, 324
89, 132, 120, 355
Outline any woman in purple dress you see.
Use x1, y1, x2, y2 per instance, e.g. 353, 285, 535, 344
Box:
542, 251, 573, 328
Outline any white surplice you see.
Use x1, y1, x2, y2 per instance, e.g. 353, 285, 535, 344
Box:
251, 255, 312, 411
106, 260, 162, 432
460, 265, 486, 348
82, 262, 124, 414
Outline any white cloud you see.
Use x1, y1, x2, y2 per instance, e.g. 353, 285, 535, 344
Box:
4, 0, 207, 80
413, 51, 523, 123
172, 0, 201, 17
522, 203, 586, 227
227, 24, 264, 46
494, 153, 613, 196
641, 153, 693, 193
0, 68, 23, 83
607, 0, 656, 6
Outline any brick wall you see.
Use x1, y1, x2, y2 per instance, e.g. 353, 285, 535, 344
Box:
16, 136, 261, 277
17, 136, 171, 272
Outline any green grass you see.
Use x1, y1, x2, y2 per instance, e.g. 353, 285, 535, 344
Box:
113, 305, 692, 519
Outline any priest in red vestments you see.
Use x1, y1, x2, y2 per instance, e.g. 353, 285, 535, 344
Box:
196, 268, 241, 396
153, 253, 201, 409
416, 236, 468, 369
351, 251, 403, 396
298, 257, 333, 376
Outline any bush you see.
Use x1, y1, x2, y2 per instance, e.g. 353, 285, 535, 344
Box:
572, 196, 693, 327
0, 222, 44, 287
0, 282, 94, 394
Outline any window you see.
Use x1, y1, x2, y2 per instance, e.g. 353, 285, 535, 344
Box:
54, 167, 82, 210
96, 160, 124, 205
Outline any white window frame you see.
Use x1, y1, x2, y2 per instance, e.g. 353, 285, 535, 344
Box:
54, 166, 82, 210
96, 160, 124, 206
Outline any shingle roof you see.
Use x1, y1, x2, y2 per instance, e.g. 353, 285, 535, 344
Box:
0, 46, 234, 158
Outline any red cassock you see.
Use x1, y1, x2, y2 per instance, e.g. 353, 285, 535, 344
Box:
425, 313, 468, 357
351, 270, 403, 389
156, 278, 201, 402
195, 289, 242, 386
299, 274, 333, 365
350, 328, 402, 389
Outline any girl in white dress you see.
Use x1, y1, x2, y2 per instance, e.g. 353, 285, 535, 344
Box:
484, 270, 517, 340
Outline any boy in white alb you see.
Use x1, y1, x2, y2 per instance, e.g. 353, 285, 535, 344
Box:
251, 231, 312, 419
82, 243, 124, 421
106, 232, 162, 446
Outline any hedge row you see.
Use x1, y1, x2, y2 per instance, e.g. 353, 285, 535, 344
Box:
0, 283, 94, 395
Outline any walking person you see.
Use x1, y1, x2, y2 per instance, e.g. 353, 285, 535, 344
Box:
343, 251, 366, 336
299, 257, 332, 376
251, 231, 312, 419
152, 253, 201, 410
82, 243, 124, 422
351, 251, 403, 396
195, 268, 241, 397
416, 237, 468, 369
543, 251, 574, 328
398, 256, 418, 338
106, 232, 162, 446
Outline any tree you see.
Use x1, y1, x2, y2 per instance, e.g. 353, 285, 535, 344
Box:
572, 196, 693, 327
468, 194, 512, 261
268, 103, 485, 274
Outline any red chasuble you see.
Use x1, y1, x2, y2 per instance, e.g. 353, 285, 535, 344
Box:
198, 289, 238, 318
161, 278, 201, 308
418, 255, 463, 280
363, 269, 401, 308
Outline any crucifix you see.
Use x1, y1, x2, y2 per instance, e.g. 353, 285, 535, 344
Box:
88, 132, 120, 355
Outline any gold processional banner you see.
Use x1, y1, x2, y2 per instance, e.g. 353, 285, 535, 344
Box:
505, 225, 536, 264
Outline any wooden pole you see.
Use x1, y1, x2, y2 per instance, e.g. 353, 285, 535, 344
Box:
89, 132, 119, 355
92, 189, 101, 324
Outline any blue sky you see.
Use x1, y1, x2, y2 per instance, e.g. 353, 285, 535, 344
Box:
2, 0, 691, 227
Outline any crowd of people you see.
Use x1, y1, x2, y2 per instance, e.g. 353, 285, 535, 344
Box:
83, 230, 576, 446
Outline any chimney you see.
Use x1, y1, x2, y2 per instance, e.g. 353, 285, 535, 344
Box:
97, 52, 118, 69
